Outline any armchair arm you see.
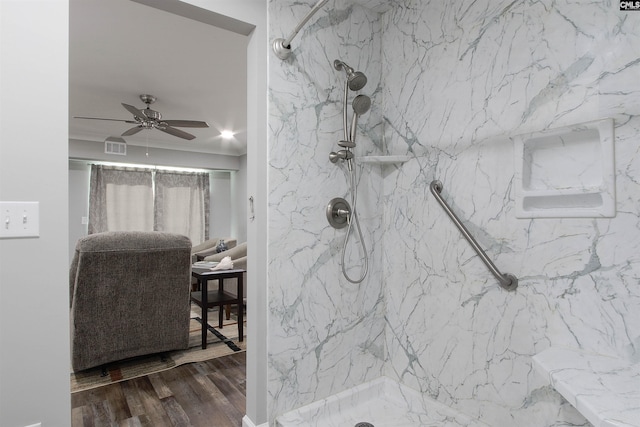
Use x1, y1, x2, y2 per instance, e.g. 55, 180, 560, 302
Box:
203, 242, 246, 262
192, 237, 237, 261
191, 237, 222, 254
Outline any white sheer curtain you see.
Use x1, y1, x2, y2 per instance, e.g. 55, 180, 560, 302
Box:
88, 165, 154, 234
154, 170, 210, 244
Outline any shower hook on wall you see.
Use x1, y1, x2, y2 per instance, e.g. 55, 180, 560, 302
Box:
272, 0, 330, 60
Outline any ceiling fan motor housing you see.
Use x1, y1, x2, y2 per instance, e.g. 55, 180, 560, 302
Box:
140, 94, 156, 105
143, 109, 161, 121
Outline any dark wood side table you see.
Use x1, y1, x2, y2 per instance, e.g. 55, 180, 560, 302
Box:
190, 267, 245, 349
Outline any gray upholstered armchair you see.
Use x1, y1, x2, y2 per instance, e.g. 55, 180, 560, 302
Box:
69, 231, 192, 372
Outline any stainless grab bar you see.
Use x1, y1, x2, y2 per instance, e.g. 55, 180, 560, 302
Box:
430, 180, 518, 291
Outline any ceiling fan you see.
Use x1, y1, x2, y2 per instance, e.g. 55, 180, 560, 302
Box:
74, 94, 209, 140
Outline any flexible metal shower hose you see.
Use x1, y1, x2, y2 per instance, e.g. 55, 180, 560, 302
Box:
341, 160, 368, 283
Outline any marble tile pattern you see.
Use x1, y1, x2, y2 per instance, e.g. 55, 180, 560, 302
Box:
381, 1, 640, 426
533, 347, 640, 427
267, 0, 386, 422
267, 0, 640, 425
276, 376, 490, 427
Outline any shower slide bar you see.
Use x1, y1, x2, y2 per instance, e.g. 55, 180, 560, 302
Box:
430, 180, 518, 291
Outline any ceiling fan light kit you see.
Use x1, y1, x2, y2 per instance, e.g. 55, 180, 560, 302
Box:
75, 94, 210, 141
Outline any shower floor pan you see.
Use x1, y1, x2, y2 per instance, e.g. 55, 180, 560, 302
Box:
275, 377, 488, 427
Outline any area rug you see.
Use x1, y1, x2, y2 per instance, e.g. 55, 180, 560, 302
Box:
70, 309, 246, 393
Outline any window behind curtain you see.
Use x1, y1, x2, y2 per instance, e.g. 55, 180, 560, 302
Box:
88, 165, 210, 244
154, 170, 210, 244
88, 165, 153, 234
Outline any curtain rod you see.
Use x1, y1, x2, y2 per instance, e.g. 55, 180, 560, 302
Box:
69, 158, 227, 174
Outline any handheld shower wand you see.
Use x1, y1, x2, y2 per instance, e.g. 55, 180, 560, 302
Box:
349, 94, 371, 144
327, 59, 370, 284
334, 59, 367, 143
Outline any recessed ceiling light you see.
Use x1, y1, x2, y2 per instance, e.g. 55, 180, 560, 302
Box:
221, 130, 234, 139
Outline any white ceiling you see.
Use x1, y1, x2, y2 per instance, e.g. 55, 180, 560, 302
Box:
69, 0, 248, 156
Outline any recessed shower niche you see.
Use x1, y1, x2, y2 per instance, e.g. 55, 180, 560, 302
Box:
513, 118, 616, 218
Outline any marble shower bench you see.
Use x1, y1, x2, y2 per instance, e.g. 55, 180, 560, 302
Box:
533, 347, 640, 427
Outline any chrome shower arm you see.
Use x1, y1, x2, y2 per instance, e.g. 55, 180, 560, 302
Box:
282, 0, 328, 48
272, 0, 329, 60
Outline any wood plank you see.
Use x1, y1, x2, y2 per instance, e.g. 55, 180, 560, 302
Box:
71, 405, 92, 427
128, 376, 172, 426
103, 382, 132, 421
158, 364, 221, 427
120, 381, 146, 418
205, 355, 246, 395
71, 352, 247, 427
190, 365, 244, 426
118, 416, 143, 427
89, 400, 115, 426
207, 369, 246, 415
147, 372, 174, 400
161, 396, 193, 427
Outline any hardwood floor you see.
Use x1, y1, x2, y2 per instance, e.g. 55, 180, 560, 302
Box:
71, 351, 246, 427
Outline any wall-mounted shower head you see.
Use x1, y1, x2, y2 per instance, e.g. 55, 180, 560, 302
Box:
349, 94, 371, 143
334, 59, 368, 91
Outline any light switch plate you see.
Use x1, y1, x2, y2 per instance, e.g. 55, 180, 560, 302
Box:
0, 201, 40, 238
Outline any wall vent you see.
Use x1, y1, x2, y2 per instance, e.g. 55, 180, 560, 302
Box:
104, 136, 127, 156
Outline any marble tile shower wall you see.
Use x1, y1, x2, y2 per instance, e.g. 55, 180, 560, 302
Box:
381, 1, 640, 426
267, 0, 386, 421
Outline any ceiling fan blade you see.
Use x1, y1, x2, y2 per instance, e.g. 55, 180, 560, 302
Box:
122, 126, 143, 136
163, 120, 209, 128
74, 116, 137, 123
121, 103, 146, 118
158, 126, 196, 140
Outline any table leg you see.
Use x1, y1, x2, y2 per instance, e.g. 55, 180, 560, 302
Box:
201, 278, 208, 349
218, 278, 224, 328
238, 273, 243, 341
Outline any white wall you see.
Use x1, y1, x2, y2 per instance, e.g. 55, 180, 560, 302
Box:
266, 1, 386, 422
68, 161, 90, 261
381, 2, 640, 426
0, 1, 71, 426
69, 138, 242, 170
231, 154, 248, 243
174, 1, 268, 425
266, 0, 640, 426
